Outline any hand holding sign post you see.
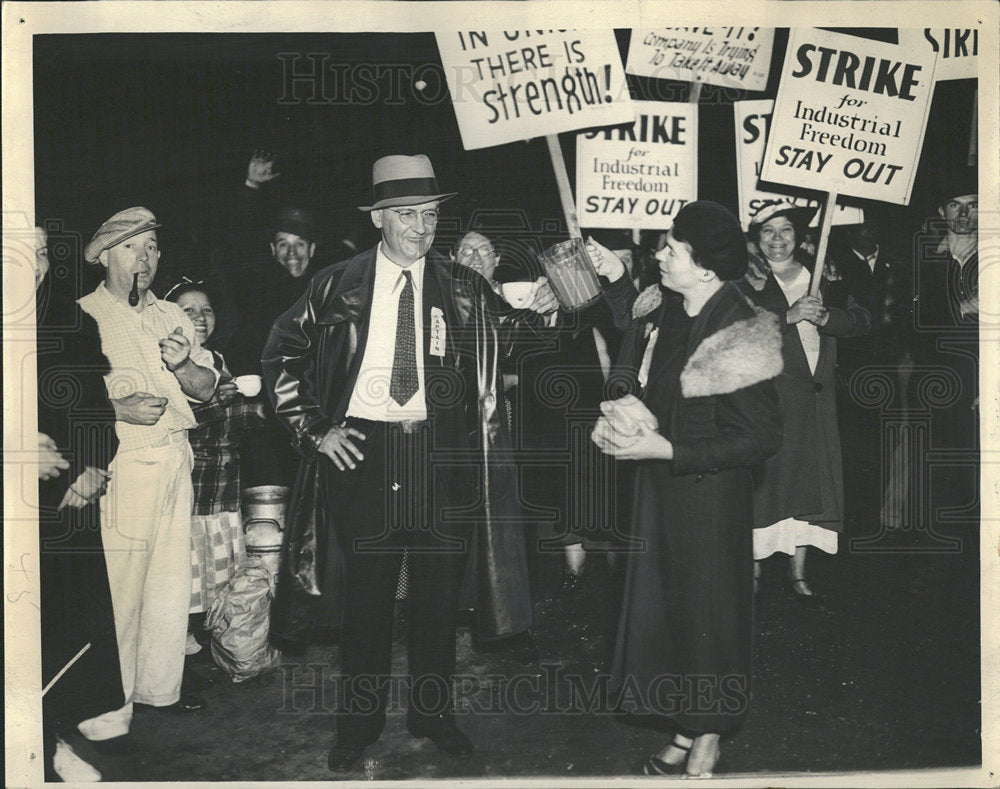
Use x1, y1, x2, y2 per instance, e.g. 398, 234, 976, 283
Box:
761, 28, 937, 293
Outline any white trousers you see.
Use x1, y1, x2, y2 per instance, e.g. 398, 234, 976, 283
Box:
78, 435, 193, 740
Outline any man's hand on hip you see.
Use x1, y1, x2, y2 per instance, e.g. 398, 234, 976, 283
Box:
318, 424, 367, 471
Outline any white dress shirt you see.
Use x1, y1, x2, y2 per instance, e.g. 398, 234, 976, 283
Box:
346, 243, 428, 421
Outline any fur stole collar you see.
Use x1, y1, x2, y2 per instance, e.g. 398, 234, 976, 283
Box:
680, 307, 783, 397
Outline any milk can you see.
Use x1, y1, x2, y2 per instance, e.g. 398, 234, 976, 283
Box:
241, 485, 290, 581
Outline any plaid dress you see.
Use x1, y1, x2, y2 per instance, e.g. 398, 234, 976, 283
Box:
189, 351, 265, 612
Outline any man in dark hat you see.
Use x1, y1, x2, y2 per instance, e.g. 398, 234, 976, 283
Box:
76, 207, 218, 749
227, 201, 321, 377
226, 200, 323, 489
264, 154, 555, 771
906, 172, 979, 542
915, 175, 978, 329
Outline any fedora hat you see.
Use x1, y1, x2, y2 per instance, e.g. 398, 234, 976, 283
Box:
84, 206, 161, 263
358, 154, 457, 211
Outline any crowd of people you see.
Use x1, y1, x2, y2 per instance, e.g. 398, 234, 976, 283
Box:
34, 149, 978, 780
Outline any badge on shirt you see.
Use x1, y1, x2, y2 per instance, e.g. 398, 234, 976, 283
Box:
430, 306, 446, 357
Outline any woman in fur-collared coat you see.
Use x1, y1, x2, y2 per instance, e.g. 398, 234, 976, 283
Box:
590, 202, 783, 778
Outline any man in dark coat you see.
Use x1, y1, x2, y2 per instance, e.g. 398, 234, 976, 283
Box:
907, 172, 979, 541
36, 222, 122, 780
827, 220, 913, 533
262, 154, 555, 772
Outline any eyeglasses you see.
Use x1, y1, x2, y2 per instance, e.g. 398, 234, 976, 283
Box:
387, 208, 439, 226
457, 244, 495, 258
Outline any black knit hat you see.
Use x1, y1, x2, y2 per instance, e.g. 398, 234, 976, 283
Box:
671, 201, 748, 281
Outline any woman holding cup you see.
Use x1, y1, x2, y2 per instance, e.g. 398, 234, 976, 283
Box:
166, 280, 265, 647
589, 202, 783, 776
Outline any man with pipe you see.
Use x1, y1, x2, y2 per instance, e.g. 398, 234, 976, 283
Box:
77, 207, 218, 750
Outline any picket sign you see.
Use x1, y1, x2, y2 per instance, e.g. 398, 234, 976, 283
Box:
435, 29, 634, 239
758, 29, 938, 294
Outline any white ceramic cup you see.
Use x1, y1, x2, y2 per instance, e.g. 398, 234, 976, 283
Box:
501, 280, 539, 309
234, 374, 262, 397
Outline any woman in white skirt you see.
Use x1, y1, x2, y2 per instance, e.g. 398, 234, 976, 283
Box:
739, 201, 870, 606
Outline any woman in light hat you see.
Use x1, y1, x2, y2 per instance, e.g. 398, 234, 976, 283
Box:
743, 200, 870, 605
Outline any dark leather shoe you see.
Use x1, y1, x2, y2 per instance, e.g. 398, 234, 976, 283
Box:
327, 743, 364, 771
790, 578, 825, 611
408, 715, 473, 755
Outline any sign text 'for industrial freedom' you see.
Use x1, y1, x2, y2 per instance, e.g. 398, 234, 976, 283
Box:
576, 101, 697, 230
760, 28, 936, 205
435, 30, 634, 150
735, 99, 864, 230
626, 27, 775, 92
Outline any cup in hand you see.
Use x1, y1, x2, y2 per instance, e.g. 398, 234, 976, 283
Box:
537, 237, 602, 312
234, 374, 262, 397
501, 280, 540, 309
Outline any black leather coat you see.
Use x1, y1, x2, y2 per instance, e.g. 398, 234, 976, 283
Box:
262, 246, 534, 638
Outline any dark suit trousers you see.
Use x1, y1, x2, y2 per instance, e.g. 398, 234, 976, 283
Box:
323, 418, 469, 747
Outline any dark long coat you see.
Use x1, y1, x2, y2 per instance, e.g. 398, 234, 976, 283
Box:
737, 272, 870, 532
37, 288, 124, 729
604, 279, 783, 734
263, 246, 533, 641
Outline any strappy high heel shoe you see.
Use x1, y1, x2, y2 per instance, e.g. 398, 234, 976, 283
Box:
642, 736, 691, 776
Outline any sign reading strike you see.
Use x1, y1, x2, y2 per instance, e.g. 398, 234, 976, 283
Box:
626, 27, 774, 92
575, 101, 697, 229
761, 28, 937, 205
735, 100, 863, 229
435, 30, 634, 150
897, 28, 978, 81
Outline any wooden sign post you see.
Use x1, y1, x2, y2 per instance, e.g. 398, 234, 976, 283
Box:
809, 190, 838, 296
546, 134, 582, 239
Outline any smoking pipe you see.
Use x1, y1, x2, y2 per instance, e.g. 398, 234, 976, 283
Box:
128, 272, 140, 306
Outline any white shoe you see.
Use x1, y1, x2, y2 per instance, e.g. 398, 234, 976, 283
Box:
54, 738, 102, 782
185, 631, 203, 656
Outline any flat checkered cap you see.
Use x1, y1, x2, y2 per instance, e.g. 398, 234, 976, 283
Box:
84, 206, 161, 263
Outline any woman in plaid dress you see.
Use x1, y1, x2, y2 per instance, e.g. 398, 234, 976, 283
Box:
166, 282, 264, 631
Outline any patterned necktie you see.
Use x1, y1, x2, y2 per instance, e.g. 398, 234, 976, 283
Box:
390, 269, 418, 406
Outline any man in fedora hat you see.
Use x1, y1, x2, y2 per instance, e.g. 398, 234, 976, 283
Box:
263, 154, 555, 771
76, 207, 219, 749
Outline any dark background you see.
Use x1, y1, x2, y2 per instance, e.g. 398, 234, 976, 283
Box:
33, 29, 977, 292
